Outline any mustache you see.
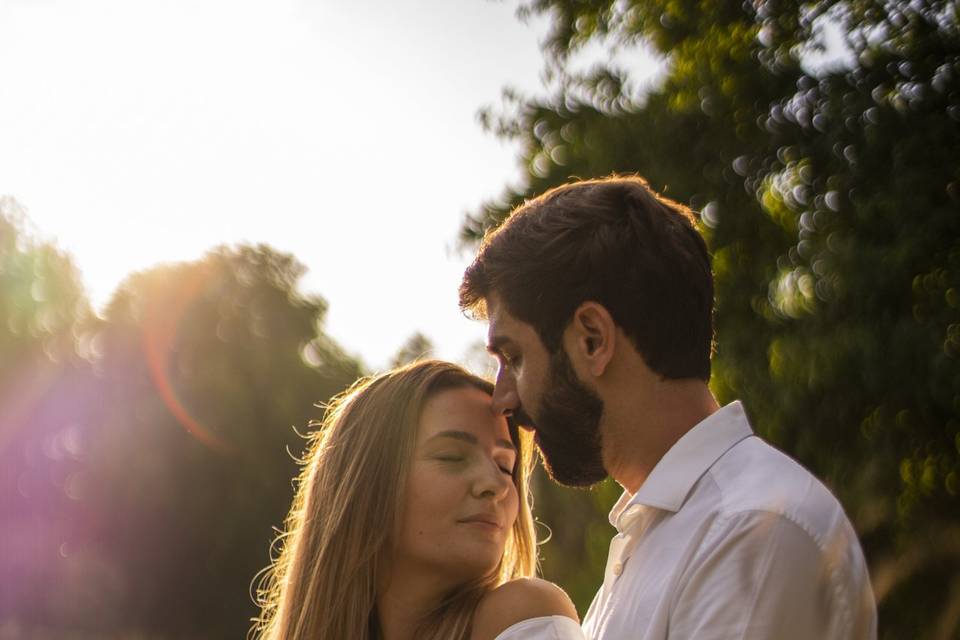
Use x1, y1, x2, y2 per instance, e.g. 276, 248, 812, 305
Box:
510, 406, 536, 429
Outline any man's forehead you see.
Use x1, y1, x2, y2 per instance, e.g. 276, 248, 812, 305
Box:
484, 295, 510, 339
484, 295, 528, 348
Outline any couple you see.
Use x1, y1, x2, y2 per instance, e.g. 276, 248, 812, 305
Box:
251, 176, 878, 639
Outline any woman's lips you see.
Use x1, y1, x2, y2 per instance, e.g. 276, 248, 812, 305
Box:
458, 514, 503, 530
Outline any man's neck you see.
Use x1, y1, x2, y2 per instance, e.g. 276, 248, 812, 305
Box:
602, 376, 720, 495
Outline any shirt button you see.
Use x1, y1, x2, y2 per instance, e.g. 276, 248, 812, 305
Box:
612, 562, 623, 576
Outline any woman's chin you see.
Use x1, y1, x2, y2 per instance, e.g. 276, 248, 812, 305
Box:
438, 551, 503, 585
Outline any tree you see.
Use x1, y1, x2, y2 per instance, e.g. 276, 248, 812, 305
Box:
0, 224, 366, 637
0, 198, 97, 632
77, 245, 364, 638
390, 331, 436, 368
465, 2, 960, 637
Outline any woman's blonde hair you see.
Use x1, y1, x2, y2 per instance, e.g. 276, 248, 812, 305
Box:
250, 359, 537, 640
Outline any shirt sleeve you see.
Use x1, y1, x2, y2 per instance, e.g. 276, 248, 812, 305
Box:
494, 615, 586, 640
669, 510, 876, 640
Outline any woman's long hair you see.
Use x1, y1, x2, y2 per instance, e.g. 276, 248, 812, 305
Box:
250, 360, 537, 640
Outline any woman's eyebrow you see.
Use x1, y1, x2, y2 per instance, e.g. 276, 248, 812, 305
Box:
427, 430, 516, 451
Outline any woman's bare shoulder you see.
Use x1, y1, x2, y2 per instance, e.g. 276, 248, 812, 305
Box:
470, 578, 579, 640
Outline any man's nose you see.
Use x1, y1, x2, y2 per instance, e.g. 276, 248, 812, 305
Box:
491, 371, 519, 417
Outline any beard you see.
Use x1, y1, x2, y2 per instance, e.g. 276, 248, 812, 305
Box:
515, 348, 607, 487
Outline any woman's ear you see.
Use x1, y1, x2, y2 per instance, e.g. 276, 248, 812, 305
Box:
565, 301, 616, 378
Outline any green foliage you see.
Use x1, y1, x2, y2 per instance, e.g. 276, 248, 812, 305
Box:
83, 245, 364, 637
390, 331, 436, 368
0, 197, 91, 372
530, 469, 621, 612
0, 209, 365, 637
466, 1, 960, 636
0, 198, 95, 634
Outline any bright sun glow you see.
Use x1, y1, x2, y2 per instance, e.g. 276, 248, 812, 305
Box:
0, 0, 660, 369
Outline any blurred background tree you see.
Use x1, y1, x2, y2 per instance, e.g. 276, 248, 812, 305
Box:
0, 204, 364, 637
390, 331, 436, 367
0, 198, 96, 636
463, 1, 959, 638
80, 245, 363, 638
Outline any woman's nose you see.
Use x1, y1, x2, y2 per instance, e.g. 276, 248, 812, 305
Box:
473, 460, 512, 500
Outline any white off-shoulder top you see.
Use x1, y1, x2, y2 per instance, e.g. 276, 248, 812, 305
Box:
494, 615, 585, 640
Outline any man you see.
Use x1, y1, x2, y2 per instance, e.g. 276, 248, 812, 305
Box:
459, 176, 877, 639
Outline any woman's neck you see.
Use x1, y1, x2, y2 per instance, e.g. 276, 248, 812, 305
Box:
376, 565, 450, 640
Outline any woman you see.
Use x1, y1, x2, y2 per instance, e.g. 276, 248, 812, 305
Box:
250, 359, 583, 640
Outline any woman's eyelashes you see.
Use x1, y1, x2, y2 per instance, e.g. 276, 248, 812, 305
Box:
432, 451, 515, 476
495, 454, 517, 476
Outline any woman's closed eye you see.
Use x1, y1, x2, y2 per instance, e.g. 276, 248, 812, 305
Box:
495, 454, 517, 476
434, 452, 514, 476
434, 453, 466, 463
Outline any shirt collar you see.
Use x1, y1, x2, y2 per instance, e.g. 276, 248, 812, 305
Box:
609, 401, 753, 530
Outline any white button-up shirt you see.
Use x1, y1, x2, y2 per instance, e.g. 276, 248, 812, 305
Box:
496, 616, 585, 640
582, 402, 877, 639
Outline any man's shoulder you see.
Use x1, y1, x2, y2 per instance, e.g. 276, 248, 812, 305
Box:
704, 435, 854, 549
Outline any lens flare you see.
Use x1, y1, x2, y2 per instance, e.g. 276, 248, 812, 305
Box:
0, 361, 60, 457
140, 268, 233, 454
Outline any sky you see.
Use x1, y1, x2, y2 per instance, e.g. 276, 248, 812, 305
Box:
0, 0, 579, 370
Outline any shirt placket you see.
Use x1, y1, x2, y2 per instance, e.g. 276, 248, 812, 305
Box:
597, 504, 652, 627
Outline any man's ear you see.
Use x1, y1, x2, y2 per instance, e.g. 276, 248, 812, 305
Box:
566, 301, 616, 377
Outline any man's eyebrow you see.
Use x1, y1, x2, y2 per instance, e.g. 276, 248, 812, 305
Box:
428, 430, 517, 451
486, 335, 514, 354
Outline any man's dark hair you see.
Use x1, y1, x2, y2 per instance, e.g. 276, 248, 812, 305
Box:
460, 175, 714, 381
